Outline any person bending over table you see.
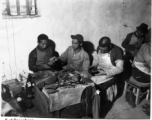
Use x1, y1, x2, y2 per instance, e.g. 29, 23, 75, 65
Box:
28, 34, 56, 73
89, 36, 124, 107
55, 34, 90, 78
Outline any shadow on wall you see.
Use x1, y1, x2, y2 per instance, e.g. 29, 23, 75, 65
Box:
48, 39, 59, 57
83, 41, 95, 65
145, 28, 151, 43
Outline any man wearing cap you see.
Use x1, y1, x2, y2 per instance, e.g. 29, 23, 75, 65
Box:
58, 34, 90, 77
122, 23, 148, 60
121, 23, 148, 77
28, 34, 56, 73
89, 36, 124, 102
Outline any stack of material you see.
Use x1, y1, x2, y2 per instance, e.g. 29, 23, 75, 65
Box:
57, 70, 85, 88
44, 84, 59, 94
32, 71, 57, 88
32, 71, 58, 94
33, 70, 86, 94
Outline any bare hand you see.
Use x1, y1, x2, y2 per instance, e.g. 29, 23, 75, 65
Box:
62, 66, 67, 70
43, 64, 51, 69
48, 56, 59, 65
80, 73, 89, 78
89, 66, 98, 74
49, 56, 56, 62
62, 66, 74, 72
95, 69, 106, 75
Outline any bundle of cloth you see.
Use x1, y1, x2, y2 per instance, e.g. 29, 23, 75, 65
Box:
56, 69, 87, 88
33, 70, 86, 94
32, 71, 59, 94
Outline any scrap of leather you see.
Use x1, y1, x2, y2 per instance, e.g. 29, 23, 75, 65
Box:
57, 70, 85, 88
32, 71, 58, 88
46, 89, 59, 94
45, 84, 58, 90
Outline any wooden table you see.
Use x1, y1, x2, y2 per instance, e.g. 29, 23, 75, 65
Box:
34, 81, 95, 118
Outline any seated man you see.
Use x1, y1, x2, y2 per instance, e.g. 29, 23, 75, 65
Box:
57, 34, 90, 78
126, 42, 151, 108
28, 34, 56, 73
132, 42, 151, 83
90, 37, 124, 102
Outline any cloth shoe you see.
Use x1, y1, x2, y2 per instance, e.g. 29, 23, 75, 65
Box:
46, 89, 59, 94
45, 84, 58, 90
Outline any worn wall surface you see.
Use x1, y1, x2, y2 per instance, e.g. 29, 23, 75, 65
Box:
0, 0, 151, 81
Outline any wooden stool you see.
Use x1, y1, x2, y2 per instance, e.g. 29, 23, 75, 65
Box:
123, 76, 150, 105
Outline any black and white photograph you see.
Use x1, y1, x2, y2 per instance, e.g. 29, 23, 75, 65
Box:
1, 0, 151, 119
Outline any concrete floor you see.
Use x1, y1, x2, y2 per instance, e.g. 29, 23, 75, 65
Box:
105, 96, 150, 119
22, 94, 150, 119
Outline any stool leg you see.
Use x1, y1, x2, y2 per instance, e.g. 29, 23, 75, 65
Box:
146, 89, 150, 100
135, 88, 141, 105
133, 88, 136, 94
123, 81, 128, 97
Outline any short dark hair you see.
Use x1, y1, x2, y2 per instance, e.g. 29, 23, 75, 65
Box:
99, 37, 111, 47
71, 34, 83, 44
37, 34, 48, 43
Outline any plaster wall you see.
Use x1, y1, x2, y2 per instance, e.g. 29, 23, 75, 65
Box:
0, 0, 151, 81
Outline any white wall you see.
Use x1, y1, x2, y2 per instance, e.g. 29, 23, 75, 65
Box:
0, 0, 151, 81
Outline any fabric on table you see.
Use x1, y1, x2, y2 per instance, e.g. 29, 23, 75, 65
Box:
42, 82, 94, 112
92, 90, 100, 119
60, 85, 94, 118
106, 84, 117, 102
91, 75, 113, 85
33, 71, 56, 89
35, 86, 60, 118
91, 78, 117, 118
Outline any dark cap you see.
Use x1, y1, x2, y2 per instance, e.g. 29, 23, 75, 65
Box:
136, 23, 148, 34
71, 34, 83, 43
